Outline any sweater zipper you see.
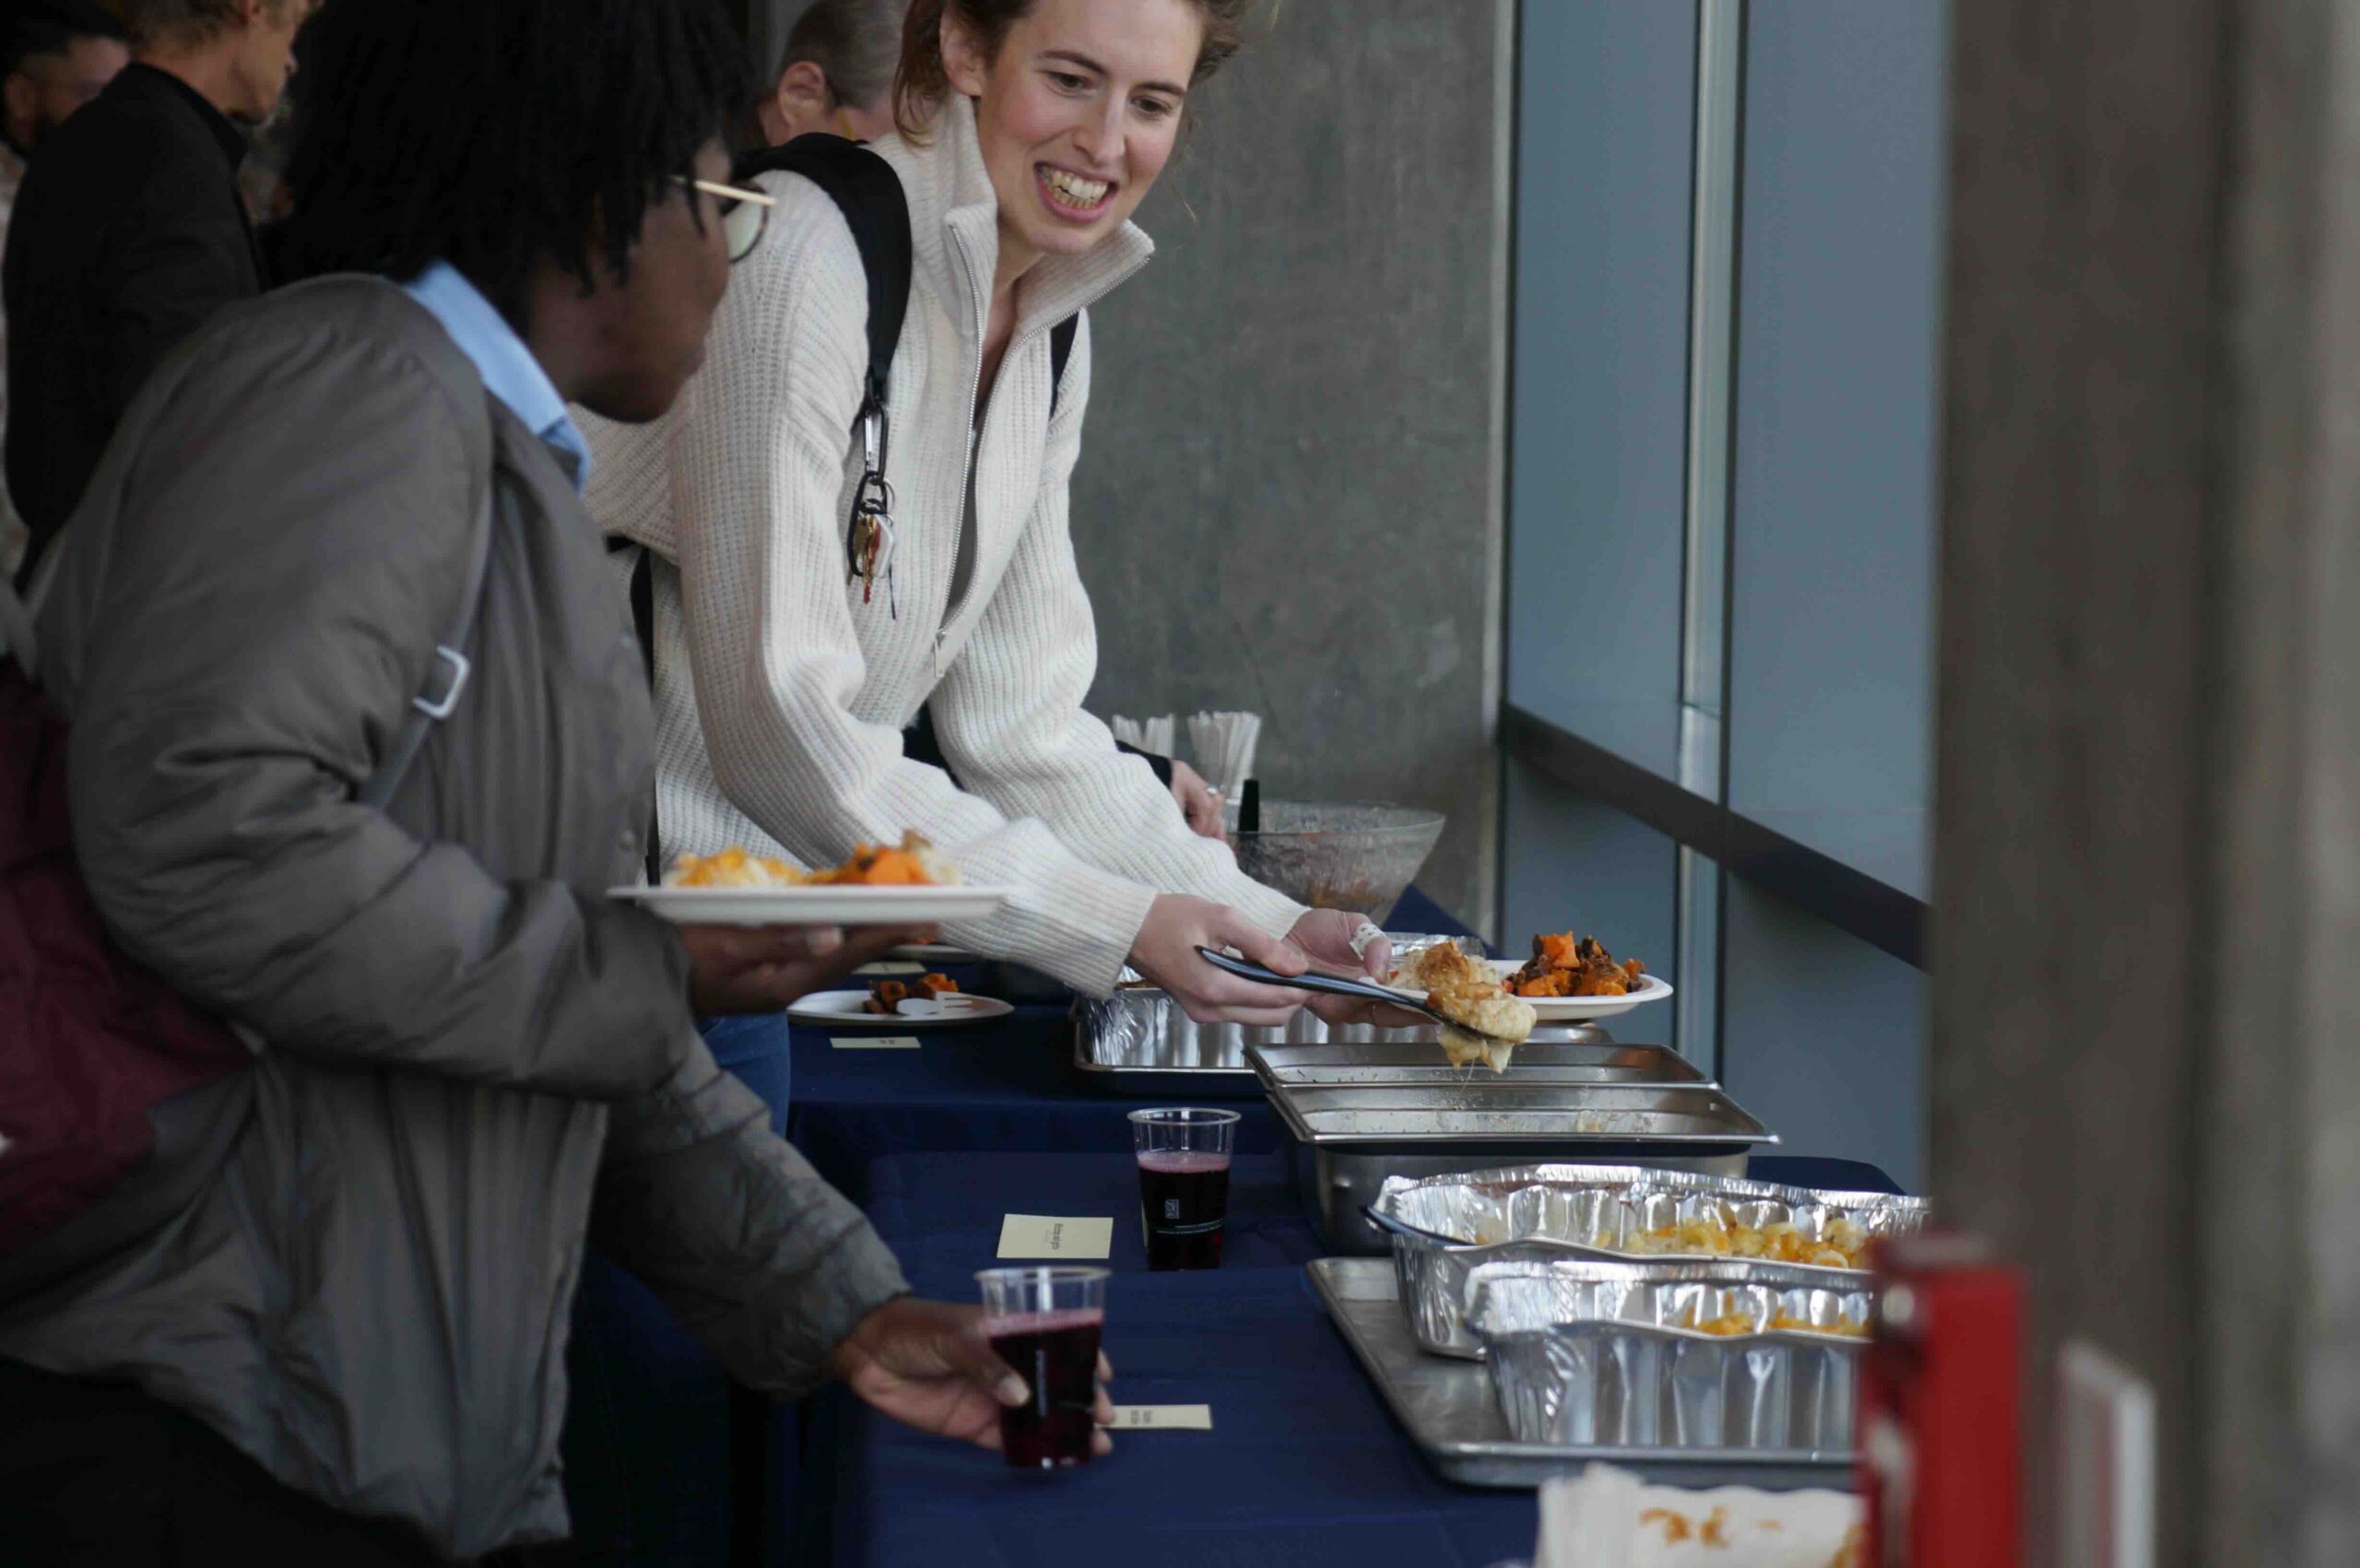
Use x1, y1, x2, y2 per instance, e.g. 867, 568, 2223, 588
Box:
940, 227, 990, 684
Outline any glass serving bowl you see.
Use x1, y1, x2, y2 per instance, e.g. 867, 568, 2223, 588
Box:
1229, 801, 1446, 923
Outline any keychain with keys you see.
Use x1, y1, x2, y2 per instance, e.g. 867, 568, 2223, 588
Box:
844, 403, 898, 616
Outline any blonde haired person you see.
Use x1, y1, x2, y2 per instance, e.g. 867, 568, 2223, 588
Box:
586, 0, 1389, 1028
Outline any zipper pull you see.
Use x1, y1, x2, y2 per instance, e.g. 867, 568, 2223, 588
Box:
934, 627, 945, 683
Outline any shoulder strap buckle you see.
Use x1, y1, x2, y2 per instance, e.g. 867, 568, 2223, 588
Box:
412, 644, 472, 720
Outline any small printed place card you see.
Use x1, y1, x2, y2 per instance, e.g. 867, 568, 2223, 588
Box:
831, 1035, 923, 1051
1109, 1405, 1213, 1432
996, 1214, 1114, 1259
855, 961, 928, 976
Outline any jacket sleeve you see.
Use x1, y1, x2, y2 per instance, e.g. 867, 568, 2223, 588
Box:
931, 313, 1305, 939
92, 151, 258, 424
653, 176, 1161, 996
58, 313, 692, 1100
590, 1043, 910, 1397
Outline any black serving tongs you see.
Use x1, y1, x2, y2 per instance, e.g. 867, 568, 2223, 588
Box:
1193, 946, 1455, 1030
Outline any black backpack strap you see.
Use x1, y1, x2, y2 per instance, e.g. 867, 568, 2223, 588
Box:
1049, 315, 1080, 416
736, 134, 912, 425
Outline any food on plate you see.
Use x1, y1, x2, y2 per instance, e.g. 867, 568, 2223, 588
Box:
664, 847, 811, 888
1634, 1209, 1870, 1270
1396, 942, 1535, 1072
665, 831, 961, 889
1507, 931, 1646, 999
820, 831, 960, 886
862, 973, 961, 1016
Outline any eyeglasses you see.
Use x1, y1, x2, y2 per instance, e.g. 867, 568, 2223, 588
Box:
678, 177, 775, 264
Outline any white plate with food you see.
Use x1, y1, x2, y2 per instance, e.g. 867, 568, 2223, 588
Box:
787, 989, 1014, 1029
1386, 933, 1672, 1023
611, 836, 1008, 926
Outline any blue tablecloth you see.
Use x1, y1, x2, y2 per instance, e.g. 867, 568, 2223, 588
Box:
805, 1148, 1898, 1568
785, 885, 1472, 1203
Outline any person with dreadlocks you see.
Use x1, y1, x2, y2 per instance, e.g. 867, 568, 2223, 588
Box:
0, 2, 1098, 1562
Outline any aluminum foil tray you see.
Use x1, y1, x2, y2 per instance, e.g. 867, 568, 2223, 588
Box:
1072, 934, 1490, 1090
1468, 1258, 1870, 1455
1368, 1164, 1926, 1356
1248, 1040, 1705, 1089
1304, 1256, 1854, 1490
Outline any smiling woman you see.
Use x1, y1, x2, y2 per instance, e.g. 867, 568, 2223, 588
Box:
583, 0, 1407, 1058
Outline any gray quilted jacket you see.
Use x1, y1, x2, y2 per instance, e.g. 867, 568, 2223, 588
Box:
0, 277, 909, 1557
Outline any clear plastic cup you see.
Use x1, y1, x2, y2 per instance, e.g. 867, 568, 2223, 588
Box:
975, 1265, 1109, 1468
1127, 1107, 1240, 1271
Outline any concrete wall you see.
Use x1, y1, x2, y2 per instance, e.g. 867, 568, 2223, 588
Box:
1932, 0, 2360, 1560
1067, 1, 1511, 931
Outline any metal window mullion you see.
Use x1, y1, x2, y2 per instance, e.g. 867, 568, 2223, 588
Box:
1674, 0, 1744, 1070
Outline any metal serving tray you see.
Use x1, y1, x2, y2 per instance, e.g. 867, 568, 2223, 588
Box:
1072, 935, 1615, 1095
1248, 1040, 1707, 1089
1469, 1259, 1869, 1456
1305, 1256, 1855, 1491
1369, 1164, 1927, 1357
1268, 1082, 1775, 1149
1271, 1084, 1776, 1256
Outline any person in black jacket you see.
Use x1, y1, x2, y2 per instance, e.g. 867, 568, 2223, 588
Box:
3, 0, 313, 587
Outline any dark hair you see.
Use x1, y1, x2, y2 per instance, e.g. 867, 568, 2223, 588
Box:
779, 0, 908, 112
894, 0, 1250, 141
280, 0, 748, 327
2, 3, 128, 78
118, 0, 297, 51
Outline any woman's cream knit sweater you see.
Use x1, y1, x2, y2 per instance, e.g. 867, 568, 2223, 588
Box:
582, 100, 1304, 994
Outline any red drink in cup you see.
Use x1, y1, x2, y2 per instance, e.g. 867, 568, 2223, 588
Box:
976, 1267, 1108, 1469
1128, 1108, 1240, 1271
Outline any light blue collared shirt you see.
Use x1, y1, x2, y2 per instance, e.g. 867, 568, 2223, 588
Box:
399, 260, 592, 489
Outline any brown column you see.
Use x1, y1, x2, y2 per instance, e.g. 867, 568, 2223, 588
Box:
1932, 1, 2360, 1562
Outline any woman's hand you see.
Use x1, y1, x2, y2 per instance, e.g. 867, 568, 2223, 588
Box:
678, 923, 935, 1014
1127, 894, 1313, 1025
1285, 909, 1424, 1029
832, 1297, 1115, 1457
1167, 760, 1225, 839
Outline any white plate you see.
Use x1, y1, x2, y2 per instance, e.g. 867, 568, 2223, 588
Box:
1385, 958, 1674, 1022
887, 941, 980, 963
787, 990, 1015, 1029
610, 885, 1010, 926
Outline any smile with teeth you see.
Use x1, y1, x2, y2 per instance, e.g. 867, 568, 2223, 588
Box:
1038, 164, 1113, 213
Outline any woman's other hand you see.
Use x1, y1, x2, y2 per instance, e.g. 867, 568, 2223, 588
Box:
1285, 909, 1422, 1029
1127, 894, 1311, 1025
1167, 759, 1225, 839
678, 923, 935, 1014
832, 1297, 1115, 1457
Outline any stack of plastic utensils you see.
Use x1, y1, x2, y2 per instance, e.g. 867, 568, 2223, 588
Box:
1186, 710, 1262, 797
1109, 713, 1176, 758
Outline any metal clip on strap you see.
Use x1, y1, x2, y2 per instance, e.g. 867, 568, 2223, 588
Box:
413, 645, 472, 720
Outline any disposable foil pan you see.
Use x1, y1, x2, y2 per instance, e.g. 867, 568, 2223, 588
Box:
1467, 1258, 1871, 1454
1370, 1164, 1926, 1356
1073, 934, 1543, 1089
